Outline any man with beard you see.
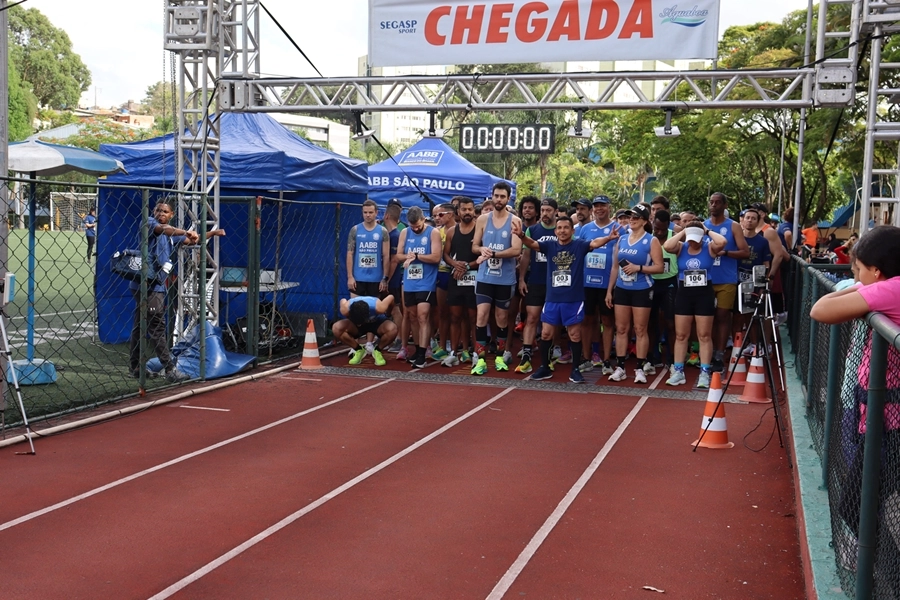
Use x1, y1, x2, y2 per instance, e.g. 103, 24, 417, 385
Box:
470, 182, 523, 375
513, 195, 540, 336
442, 197, 479, 366
346, 199, 390, 298
704, 192, 749, 372
576, 194, 623, 374
516, 198, 558, 373
572, 198, 592, 232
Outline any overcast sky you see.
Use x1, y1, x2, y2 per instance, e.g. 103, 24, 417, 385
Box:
28, 0, 814, 108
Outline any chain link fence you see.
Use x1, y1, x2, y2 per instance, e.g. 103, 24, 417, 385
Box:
0, 177, 357, 429
786, 256, 900, 597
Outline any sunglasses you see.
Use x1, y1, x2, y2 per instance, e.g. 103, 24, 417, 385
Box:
433, 212, 449, 218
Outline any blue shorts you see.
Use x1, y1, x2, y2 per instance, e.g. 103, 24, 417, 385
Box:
541, 301, 585, 327
436, 271, 451, 290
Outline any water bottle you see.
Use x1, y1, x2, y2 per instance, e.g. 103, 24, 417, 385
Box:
162, 261, 173, 275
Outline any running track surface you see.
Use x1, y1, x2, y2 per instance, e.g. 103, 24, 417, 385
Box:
0, 370, 804, 599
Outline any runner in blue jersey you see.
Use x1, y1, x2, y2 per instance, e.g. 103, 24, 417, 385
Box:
516, 198, 558, 373
397, 206, 443, 369
663, 220, 727, 388
470, 181, 523, 376
606, 204, 665, 385
332, 295, 398, 367
515, 215, 617, 383
577, 194, 624, 375
346, 199, 390, 298
703, 192, 750, 372
736, 208, 774, 357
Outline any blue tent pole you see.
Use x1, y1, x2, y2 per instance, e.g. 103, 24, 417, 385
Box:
27, 173, 36, 362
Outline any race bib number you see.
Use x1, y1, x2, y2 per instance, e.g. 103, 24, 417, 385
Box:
458, 271, 476, 287
739, 269, 753, 283
407, 264, 424, 280
619, 267, 637, 283
684, 269, 708, 287
487, 258, 503, 276
663, 258, 671, 273
535, 252, 547, 263
552, 270, 572, 287
586, 252, 606, 270
713, 255, 722, 266
358, 254, 377, 269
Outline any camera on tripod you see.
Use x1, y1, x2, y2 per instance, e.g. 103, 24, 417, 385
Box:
738, 265, 769, 314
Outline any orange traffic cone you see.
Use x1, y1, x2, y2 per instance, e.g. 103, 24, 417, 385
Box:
739, 357, 771, 403
300, 319, 323, 370
692, 372, 734, 449
727, 332, 748, 386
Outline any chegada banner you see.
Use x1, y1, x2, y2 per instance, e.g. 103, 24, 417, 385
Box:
368, 0, 720, 67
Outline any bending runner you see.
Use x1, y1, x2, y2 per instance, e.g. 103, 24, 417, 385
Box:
332, 295, 398, 367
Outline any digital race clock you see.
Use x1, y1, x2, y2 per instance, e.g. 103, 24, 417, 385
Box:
459, 124, 556, 154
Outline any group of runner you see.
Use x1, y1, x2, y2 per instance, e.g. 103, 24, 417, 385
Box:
334, 183, 790, 387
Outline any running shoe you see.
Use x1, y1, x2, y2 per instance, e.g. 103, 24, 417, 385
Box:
569, 370, 586, 384
686, 352, 700, 367
471, 358, 488, 375
774, 312, 788, 327
387, 339, 403, 353
348, 347, 365, 365
634, 369, 647, 384
726, 336, 734, 350
517, 347, 525, 358
460, 349, 472, 364
514, 321, 525, 334
396, 347, 408, 361
432, 348, 450, 361
697, 370, 711, 389
601, 361, 614, 375
551, 345, 562, 361
441, 353, 459, 367
666, 370, 687, 386
608, 366, 627, 382
488, 341, 498, 355
413, 353, 426, 369
556, 350, 573, 364
529, 365, 554, 381
372, 349, 386, 366
591, 352, 603, 367
711, 358, 725, 373
515, 359, 533, 374
425, 347, 433, 359
642, 362, 656, 376
495, 353, 510, 372
578, 360, 593, 373
741, 343, 756, 357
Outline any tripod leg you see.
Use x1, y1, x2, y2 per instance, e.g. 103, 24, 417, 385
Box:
0, 314, 35, 454
765, 292, 786, 393
756, 314, 790, 462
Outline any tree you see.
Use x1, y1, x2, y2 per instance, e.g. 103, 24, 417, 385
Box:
142, 81, 178, 117
55, 119, 152, 151
8, 53, 37, 141
8, 5, 91, 109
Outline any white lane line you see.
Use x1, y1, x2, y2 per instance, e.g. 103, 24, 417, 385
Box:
486, 392, 652, 600
0, 379, 395, 534
148, 386, 516, 600
179, 406, 231, 412
283, 377, 322, 382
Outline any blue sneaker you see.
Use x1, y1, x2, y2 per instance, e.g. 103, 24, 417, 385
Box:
528, 365, 553, 381
569, 370, 585, 384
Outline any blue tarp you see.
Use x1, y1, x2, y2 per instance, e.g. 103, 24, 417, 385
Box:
95, 114, 368, 345
367, 138, 516, 209
818, 200, 858, 228
101, 112, 367, 192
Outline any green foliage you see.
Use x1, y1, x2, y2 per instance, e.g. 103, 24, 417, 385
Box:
8, 5, 91, 109
54, 119, 152, 152
8, 53, 37, 141
142, 81, 178, 117
38, 108, 79, 130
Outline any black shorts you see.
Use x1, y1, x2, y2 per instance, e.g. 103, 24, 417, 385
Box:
652, 277, 677, 321
388, 287, 402, 306
447, 280, 477, 309
674, 282, 716, 317
356, 318, 389, 337
475, 281, 515, 310
524, 283, 547, 307
404, 290, 436, 307
584, 287, 614, 316
613, 286, 654, 308
353, 280, 382, 298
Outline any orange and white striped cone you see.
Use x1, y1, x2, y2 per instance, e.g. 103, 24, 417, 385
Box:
300, 319, 323, 370
691, 372, 734, 449
739, 357, 771, 403
728, 332, 748, 386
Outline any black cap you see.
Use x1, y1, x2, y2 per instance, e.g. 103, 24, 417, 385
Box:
387, 198, 402, 208
592, 195, 611, 205
540, 198, 558, 210
572, 198, 591, 208
615, 208, 629, 218
630, 204, 651, 220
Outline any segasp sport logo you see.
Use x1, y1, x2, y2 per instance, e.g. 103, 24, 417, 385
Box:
659, 5, 709, 28
380, 19, 418, 34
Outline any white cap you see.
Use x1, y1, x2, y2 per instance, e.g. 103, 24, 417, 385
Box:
685, 227, 704, 244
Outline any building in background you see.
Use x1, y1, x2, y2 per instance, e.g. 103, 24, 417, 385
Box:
269, 113, 351, 157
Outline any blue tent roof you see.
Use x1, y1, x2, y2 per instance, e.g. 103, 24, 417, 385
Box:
367, 138, 516, 208
818, 200, 858, 228
99, 113, 367, 193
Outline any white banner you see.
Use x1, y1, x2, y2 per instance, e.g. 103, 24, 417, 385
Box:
369, 0, 720, 67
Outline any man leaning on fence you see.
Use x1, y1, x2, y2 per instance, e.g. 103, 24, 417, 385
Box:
129, 199, 225, 382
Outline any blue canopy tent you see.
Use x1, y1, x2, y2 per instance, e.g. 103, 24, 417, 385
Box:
96, 112, 368, 346
367, 138, 516, 210
818, 200, 858, 228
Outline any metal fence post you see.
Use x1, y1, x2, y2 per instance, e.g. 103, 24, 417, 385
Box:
807, 276, 819, 400
333, 203, 341, 323
822, 323, 842, 486
246, 197, 260, 359
855, 331, 888, 600
199, 197, 207, 380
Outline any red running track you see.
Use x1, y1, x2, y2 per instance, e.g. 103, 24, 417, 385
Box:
0, 371, 803, 599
